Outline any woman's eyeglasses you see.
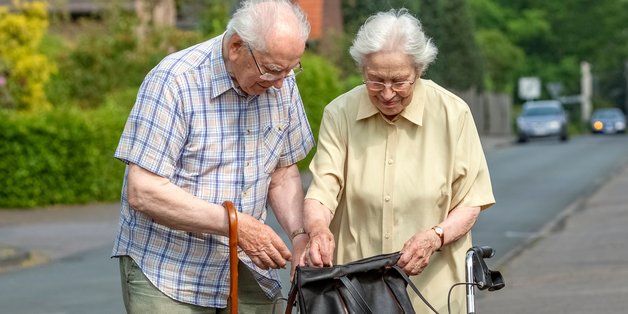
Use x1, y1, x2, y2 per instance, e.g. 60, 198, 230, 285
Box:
363, 80, 416, 92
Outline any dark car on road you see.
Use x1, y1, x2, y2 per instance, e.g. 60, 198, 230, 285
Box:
590, 108, 626, 134
516, 100, 569, 143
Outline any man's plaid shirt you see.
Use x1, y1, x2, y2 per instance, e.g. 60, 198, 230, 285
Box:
112, 34, 314, 307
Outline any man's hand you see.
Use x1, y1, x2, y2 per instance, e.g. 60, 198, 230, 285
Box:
237, 213, 292, 269
303, 226, 335, 267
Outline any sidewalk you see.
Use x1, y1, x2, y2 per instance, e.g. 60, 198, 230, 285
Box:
476, 160, 628, 313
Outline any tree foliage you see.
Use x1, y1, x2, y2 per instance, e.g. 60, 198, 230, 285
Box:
471, 0, 628, 105
0, 0, 57, 111
437, 0, 484, 91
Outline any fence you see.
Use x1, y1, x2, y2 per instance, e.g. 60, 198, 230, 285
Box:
452, 89, 513, 136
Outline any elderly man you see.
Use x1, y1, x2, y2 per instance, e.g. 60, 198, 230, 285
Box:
112, 1, 313, 313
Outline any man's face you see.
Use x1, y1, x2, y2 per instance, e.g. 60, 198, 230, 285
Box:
226, 35, 304, 96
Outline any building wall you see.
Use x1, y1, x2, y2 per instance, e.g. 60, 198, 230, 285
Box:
296, 0, 323, 39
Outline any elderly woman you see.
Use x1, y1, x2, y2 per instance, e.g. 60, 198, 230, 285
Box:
301, 9, 495, 312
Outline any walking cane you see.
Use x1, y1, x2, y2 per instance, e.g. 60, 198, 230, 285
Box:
223, 201, 238, 314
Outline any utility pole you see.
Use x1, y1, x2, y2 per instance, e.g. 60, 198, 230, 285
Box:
580, 61, 592, 123
624, 60, 628, 114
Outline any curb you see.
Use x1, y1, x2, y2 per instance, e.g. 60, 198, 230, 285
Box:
0, 245, 31, 269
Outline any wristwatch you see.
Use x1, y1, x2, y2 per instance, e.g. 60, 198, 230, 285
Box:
431, 226, 445, 249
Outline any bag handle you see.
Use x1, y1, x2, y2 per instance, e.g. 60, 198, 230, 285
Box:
392, 265, 439, 314
223, 201, 239, 314
339, 276, 374, 314
285, 277, 298, 314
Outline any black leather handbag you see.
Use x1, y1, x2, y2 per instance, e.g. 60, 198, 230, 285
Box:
285, 252, 438, 314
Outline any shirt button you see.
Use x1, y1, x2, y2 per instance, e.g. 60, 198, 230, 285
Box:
388, 159, 393, 165
385, 195, 391, 202
246, 129, 251, 134
384, 233, 390, 239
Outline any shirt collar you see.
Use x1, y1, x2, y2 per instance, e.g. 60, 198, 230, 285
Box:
209, 33, 242, 98
355, 79, 426, 126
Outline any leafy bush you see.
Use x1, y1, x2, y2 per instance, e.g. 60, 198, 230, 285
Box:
46, 13, 202, 108
0, 99, 131, 207
0, 0, 57, 111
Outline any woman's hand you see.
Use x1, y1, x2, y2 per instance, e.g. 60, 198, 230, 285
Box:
398, 229, 441, 276
302, 225, 335, 267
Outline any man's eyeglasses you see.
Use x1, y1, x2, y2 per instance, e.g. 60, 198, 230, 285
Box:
247, 45, 303, 81
363, 80, 416, 92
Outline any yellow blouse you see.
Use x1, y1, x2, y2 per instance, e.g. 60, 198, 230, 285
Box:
305, 79, 495, 312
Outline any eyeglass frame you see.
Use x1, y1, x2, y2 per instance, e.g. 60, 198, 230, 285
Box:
363, 79, 416, 93
246, 44, 303, 81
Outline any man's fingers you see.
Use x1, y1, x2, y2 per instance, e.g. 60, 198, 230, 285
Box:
238, 215, 291, 269
271, 234, 292, 261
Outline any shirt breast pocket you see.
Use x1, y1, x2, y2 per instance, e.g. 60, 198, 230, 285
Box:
262, 122, 288, 173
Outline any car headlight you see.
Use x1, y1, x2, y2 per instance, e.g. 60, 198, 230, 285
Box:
616, 121, 626, 130
516, 119, 526, 129
593, 120, 604, 131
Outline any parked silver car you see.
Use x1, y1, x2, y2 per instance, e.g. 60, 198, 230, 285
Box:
516, 100, 569, 143
590, 108, 626, 134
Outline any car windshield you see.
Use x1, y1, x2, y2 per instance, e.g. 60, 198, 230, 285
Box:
522, 106, 562, 116
593, 110, 622, 119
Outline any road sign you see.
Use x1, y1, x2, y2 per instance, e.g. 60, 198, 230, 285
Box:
518, 77, 541, 100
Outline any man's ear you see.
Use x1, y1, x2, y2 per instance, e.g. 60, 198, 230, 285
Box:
226, 34, 244, 62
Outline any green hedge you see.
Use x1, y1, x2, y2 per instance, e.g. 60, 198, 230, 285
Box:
0, 94, 132, 208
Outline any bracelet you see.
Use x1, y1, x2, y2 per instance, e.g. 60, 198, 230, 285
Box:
290, 228, 307, 241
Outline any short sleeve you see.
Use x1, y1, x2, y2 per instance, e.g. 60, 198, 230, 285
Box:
450, 109, 495, 211
114, 70, 187, 178
305, 106, 347, 215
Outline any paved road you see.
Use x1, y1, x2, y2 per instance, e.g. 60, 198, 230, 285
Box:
2, 135, 628, 313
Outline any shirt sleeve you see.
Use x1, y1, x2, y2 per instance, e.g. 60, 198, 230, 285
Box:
305, 104, 347, 215
450, 109, 495, 211
277, 81, 315, 167
114, 69, 187, 178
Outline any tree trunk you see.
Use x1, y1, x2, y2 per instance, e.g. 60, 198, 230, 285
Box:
135, 0, 176, 44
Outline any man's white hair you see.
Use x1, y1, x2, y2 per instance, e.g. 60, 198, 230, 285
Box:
225, 0, 310, 52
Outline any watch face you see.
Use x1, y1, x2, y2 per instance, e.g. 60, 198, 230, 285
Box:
434, 226, 443, 236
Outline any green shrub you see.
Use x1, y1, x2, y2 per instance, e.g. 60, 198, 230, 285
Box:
46, 14, 202, 109
0, 1, 57, 111
0, 100, 130, 208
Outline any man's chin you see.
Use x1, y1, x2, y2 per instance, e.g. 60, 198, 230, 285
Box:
244, 84, 272, 95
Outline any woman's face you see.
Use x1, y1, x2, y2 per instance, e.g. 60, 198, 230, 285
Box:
362, 51, 418, 119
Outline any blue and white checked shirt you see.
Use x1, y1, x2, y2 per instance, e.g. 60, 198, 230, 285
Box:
112, 34, 314, 307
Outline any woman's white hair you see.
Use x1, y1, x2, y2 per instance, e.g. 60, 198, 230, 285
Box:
225, 0, 310, 52
349, 8, 438, 74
